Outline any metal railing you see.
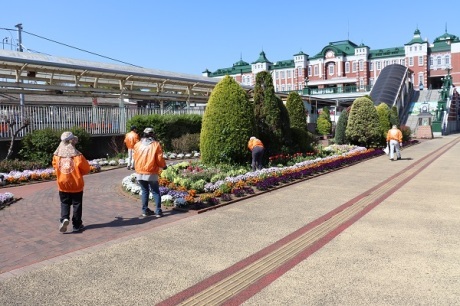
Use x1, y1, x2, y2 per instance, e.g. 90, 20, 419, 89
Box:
0, 105, 206, 139
302, 85, 373, 95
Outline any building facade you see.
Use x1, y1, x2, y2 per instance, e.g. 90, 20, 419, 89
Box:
203, 28, 460, 95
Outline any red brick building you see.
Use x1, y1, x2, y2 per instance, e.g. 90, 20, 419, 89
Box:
204, 28, 459, 94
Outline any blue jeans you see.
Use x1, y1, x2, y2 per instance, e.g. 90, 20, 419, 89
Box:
251, 146, 264, 171
389, 140, 401, 160
137, 180, 162, 214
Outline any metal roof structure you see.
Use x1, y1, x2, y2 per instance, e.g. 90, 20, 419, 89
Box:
0, 50, 226, 105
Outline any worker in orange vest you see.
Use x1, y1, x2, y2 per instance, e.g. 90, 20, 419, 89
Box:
248, 136, 265, 171
386, 125, 403, 161
53, 131, 91, 233
133, 127, 167, 217
124, 126, 140, 170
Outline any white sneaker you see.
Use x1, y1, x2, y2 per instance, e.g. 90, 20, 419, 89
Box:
59, 219, 69, 233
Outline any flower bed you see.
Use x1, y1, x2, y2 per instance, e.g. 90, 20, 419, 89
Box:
121, 144, 395, 212
0, 192, 15, 210
0, 158, 123, 188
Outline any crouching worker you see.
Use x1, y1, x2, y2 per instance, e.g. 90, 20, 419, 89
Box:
248, 136, 265, 171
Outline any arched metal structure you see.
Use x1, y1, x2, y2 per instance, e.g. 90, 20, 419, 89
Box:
370, 64, 413, 111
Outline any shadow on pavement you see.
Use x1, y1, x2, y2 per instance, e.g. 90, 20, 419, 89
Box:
83, 216, 155, 230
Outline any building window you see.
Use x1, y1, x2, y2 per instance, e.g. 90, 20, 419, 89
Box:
409, 57, 414, 66
352, 62, 357, 72
418, 56, 423, 66
276, 71, 279, 78
370, 78, 374, 86
419, 45, 422, 51
287, 70, 291, 78
445, 55, 450, 66
314, 65, 318, 76
401, 59, 405, 66
298, 67, 303, 76
308, 66, 312, 76
418, 73, 423, 85
328, 64, 334, 75
429, 56, 433, 66
369, 62, 373, 71
437, 56, 442, 65
359, 60, 364, 71
281, 85, 285, 91
281, 71, 285, 78
345, 62, 350, 73
376, 61, 381, 70
409, 46, 412, 52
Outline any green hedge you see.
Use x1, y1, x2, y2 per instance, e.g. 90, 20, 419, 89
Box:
127, 114, 202, 151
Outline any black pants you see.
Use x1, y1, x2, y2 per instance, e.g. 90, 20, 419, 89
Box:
251, 146, 264, 171
59, 191, 83, 228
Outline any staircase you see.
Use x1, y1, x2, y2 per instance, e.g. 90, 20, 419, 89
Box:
403, 89, 440, 137
448, 89, 459, 121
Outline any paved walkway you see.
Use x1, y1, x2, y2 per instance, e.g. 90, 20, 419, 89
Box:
0, 136, 459, 305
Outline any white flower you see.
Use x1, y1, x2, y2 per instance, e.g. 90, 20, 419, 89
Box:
174, 198, 186, 206
177, 153, 185, 159
161, 194, 173, 203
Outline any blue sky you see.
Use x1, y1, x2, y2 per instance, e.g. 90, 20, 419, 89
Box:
1, 1, 459, 76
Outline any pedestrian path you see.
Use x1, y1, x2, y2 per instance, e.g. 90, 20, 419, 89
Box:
0, 166, 193, 274
0, 136, 459, 305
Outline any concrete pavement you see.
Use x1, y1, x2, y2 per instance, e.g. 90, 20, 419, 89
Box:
0, 135, 459, 305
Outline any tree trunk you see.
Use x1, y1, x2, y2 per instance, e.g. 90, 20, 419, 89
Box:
3, 121, 29, 161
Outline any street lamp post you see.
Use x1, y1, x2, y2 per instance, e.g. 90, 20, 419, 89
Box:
2, 37, 8, 50
304, 77, 309, 95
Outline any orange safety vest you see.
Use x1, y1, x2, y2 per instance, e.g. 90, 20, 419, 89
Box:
133, 140, 166, 175
52, 154, 91, 193
386, 128, 403, 142
124, 131, 140, 149
248, 139, 264, 151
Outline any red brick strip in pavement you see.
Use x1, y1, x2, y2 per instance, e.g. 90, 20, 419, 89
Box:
0, 167, 192, 275
157, 138, 459, 305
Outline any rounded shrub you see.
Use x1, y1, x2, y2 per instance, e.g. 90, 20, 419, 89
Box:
316, 106, 332, 136
346, 96, 381, 147
19, 127, 91, 166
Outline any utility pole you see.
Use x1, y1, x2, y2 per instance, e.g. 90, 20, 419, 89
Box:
15, 23, 25, 108
15, 23, 23, 51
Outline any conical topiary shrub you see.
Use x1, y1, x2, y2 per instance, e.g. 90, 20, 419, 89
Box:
253, 71, 291, 158
200, 76, 255, 165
